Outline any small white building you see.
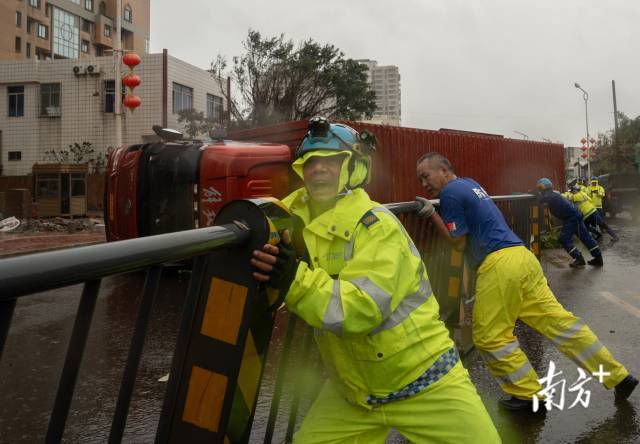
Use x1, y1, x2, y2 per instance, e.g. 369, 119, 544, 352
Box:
0, 50, 226, 176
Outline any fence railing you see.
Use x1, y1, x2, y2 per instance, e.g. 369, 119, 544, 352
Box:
0, 194, 541, 444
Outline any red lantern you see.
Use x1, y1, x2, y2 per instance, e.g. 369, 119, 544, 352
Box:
580, 138, 587, 144
581, 153, 588, 159
122, 52, 141, 68
122, 73, 141, 89
581, 146, 587, 152
123, 94, 141, 111
589, 137, 596, 144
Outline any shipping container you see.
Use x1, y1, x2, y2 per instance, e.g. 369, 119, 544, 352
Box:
229, 120, 565, 202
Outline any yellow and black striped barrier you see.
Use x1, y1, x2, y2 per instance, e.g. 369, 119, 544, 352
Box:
156, 198, 293, 444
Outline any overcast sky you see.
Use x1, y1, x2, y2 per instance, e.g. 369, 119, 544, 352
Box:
150, 0, 640, 146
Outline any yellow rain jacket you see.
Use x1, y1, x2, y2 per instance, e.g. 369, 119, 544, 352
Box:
282, 187, 453, 408
588, 183, 606, 209
568, 190, 597, 218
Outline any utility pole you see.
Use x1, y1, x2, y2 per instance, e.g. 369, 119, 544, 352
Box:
612, 80, 620, 171
114, 0, 122, 149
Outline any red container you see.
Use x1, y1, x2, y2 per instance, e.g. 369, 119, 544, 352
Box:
105, 140, 291, 241
230, 120, 565, 202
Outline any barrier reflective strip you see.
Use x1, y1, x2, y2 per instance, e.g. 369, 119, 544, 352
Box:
200, 278, 247, 345
182, 366, 227, 432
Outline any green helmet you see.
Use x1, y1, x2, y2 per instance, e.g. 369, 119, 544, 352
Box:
293, 117, 376, 190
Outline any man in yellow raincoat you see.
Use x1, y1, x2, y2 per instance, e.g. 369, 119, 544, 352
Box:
251, 117, 500, 443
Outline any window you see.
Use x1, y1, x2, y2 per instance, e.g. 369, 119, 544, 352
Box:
38, 23, 47, 39
37, 174, 59, 199
104, 80, 125, 113
70, 0, 80, 5
16, 11, 22, 27
81, 40, 89, 53
52, 7, 80, 58
104, 24, 111, 37
26, 17, 33, 33
82, 19, 91, 33
40, 83, 61, 116
172, 83, 193, 114
71, 173, 86, 196
206, 94, 224, 122
123, 4, 132, 22
84, 0, 93, 12
26, 43, 31, 58
8, 151, 22, 161
29, 0, 40, 8
15, 37, 21, 53
99, 1, 106, 15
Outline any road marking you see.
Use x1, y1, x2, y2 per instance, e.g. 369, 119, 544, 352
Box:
623, 289, 640, 302
600, 291, 640, 319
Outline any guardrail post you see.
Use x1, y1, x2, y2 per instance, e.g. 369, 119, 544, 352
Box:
156, 199, 284, 444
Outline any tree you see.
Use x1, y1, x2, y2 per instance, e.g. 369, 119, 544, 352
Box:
593, 112, 640, 175
177, 108, 221, 138
43, 141, 106, 173
211, 30, 377, 129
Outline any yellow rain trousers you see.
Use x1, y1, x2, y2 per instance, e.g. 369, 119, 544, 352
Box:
294, 362, 500, 444
473, 245, 629, 399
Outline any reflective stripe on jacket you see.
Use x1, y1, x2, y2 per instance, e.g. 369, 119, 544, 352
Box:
568, 191, 597, 218
282, 187, 453, 408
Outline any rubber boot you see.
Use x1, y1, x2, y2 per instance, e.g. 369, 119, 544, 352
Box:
569, 256, 586, 268
587, 256, 603, 266
615, 375, 638, 401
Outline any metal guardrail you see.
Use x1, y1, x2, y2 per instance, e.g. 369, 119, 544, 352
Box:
0, 223, 250, 444
0, 194, 541, 444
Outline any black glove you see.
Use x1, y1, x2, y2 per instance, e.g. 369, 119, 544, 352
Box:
267, 240, 302, 294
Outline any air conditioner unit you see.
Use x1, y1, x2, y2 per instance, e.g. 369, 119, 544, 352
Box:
45, 106, 61, 117
72, 64, 85, 75
86, 64, 100, 75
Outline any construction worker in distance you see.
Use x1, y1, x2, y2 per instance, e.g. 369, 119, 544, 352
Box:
415, 152, 638, 412
588, 176, 607, 218
578, 177, 589, 193
251, 118, 500, 443
568, 184, 619, 242
536, 178, 603, 267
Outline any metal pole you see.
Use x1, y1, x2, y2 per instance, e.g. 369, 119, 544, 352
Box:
583, 91, 591, 178
612, 80, 620, 170
115, 0, 122, 149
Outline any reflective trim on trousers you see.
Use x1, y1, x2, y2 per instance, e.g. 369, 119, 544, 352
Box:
479, 339, 521, 363
550, 319, 585, 346
571, 340, 604, 368
369, 277, 432, 335
495, 361, 534, 386
322, 280, 344, 336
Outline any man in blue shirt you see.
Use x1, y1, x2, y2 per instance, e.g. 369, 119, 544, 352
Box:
537, 178, 603, 267
416, 152, 637, 412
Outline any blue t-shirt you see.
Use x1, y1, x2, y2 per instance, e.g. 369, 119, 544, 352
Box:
538, 189, 582, 220
439, 178, 523, 269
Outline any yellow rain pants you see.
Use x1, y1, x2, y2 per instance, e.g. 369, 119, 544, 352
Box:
293, 361, 501, 444
473, 245, 629, 399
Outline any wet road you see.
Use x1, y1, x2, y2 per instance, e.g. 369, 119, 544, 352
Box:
1, 217, 639, 443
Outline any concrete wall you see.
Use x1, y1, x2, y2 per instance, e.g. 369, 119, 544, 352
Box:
0, 51, 224, 176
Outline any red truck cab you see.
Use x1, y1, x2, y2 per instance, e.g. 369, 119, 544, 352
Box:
105, 139, 291, 241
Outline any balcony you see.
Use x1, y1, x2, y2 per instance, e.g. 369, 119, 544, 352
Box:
94, 14, 113, 48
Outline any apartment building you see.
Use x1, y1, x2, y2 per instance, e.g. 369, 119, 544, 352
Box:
1, 0, 150, 61
0, 50, 227, 176
357, 59, 401, 126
